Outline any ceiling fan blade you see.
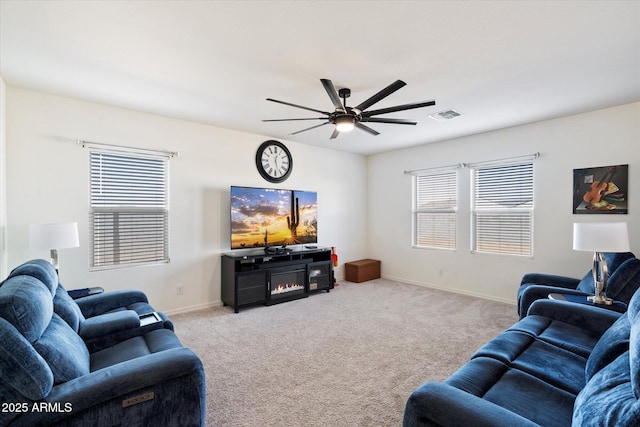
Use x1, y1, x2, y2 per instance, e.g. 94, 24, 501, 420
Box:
355, 122, 380, 136
360, 117, 417, 125
290, 122, 330, 135
354, 80, 406, 112
320, 79, 345, 111
263, 118, 326, 122
266, 98, 331, 115
330, 128, 340, 140
362, 100, 436, 117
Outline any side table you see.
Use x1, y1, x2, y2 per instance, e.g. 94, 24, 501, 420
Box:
68, 286, 104, 299
548, 293, 627, 313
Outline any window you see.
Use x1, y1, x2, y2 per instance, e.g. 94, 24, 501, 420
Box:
412, 168, 457, 250
470, 160, 534, 256
90, 150, 169, 269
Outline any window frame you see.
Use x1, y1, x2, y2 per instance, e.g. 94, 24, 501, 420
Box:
412, 167, 458, 251
89, 149, 170, 270
470, 159, 534, 257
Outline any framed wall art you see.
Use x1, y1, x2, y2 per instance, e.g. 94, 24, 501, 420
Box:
573, 164, 628, 214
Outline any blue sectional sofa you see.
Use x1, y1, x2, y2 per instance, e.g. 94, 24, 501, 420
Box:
404, 291, 640, 426
0, 259, 205, 426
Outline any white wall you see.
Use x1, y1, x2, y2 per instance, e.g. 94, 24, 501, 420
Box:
5, 86, 368, 313
0, 77, 6, 278
6, 85, 639, 310
368, 102, 640, 304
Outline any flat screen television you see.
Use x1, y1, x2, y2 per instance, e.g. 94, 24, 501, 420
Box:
230, 186, 318, 250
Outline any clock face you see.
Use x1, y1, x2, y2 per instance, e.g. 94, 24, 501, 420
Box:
255, 140, 293, 183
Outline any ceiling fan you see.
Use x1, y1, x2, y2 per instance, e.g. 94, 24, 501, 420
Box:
263, 79, 436, 139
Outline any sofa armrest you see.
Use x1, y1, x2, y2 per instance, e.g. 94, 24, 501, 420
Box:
78, 310, 141, 340
518, 285, 595, 319
520, 273, 580, 289
528, 299, 621, 336
75, 290, 149, 317
404, 382, 538, 427
12, 347, 205, 426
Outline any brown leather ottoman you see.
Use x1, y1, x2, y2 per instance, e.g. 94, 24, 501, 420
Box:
345, 259, 381, 283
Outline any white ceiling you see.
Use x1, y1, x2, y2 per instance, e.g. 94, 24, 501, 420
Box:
1, 1, 639, 155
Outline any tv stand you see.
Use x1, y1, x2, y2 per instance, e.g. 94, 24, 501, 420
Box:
264, 246, 290, 255
221, 247, 334, 313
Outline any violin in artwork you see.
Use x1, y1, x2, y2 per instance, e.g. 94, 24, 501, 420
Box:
583, 166, 617, 205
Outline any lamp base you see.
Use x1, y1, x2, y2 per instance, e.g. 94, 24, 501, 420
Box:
587, 294, 613, 305
49, 248, 60, 271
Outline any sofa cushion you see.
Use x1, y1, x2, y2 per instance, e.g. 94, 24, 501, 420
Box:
90, 328, 182, 371
607, 258, 640, 302
472, 330, 587, 395
54, 283, 85, 332
574, 281, 640, 425
8, 258, 58, 296
585, 313, 630, 381
629, 291, 640, 399
573, 352, 639, 426
0, 276, 53, 342
34, 313, 90, 385
446, 356, 576, 426
0, 317, 54, 400
510, 314, 600, 359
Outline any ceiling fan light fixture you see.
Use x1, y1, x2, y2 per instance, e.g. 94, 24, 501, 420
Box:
335, 115, 355, 132
264, 79, 436, 139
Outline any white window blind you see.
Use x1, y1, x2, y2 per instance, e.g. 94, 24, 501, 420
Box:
471, 160, 534, 256
90, 150, 169, 268
413, 169, 457, 250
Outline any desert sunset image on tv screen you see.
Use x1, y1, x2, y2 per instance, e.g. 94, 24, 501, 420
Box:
230, 186, 317, 249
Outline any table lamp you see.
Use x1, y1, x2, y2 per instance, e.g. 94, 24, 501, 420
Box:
29, 222, 80, 271
573, 222, 630, 305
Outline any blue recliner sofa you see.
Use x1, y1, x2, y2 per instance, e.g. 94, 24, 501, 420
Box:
5, 259, 175, 351
518, 252, 640, 319
0, 261, 206, 426
404, 289, 640, 426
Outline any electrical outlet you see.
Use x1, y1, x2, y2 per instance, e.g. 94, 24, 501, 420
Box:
176, 285, 184, 295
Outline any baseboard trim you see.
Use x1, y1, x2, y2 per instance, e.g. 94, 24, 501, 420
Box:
164, 275, 515, 315
164, 300, 222, 316
381, 274, 516, 306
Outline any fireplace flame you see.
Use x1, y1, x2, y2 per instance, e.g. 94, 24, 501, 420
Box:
272, 283, 304, 295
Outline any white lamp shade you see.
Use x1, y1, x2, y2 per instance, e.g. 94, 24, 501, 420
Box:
573, 222, 630, 253
29, 222, 80, 250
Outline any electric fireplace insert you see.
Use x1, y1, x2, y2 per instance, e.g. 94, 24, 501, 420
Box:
268, 264, 307, 305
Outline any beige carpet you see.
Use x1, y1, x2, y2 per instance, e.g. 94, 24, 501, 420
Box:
171, 279, 519, 426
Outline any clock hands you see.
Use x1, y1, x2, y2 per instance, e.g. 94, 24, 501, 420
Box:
261, 148, 289, 178
256, 140, 293, 183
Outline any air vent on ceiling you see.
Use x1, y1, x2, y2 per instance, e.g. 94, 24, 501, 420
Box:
429, 109, 462, 121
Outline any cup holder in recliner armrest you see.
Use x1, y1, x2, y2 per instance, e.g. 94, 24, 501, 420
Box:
139, 312, 163, 327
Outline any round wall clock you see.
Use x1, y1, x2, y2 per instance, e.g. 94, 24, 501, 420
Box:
255, 140, 293, 183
